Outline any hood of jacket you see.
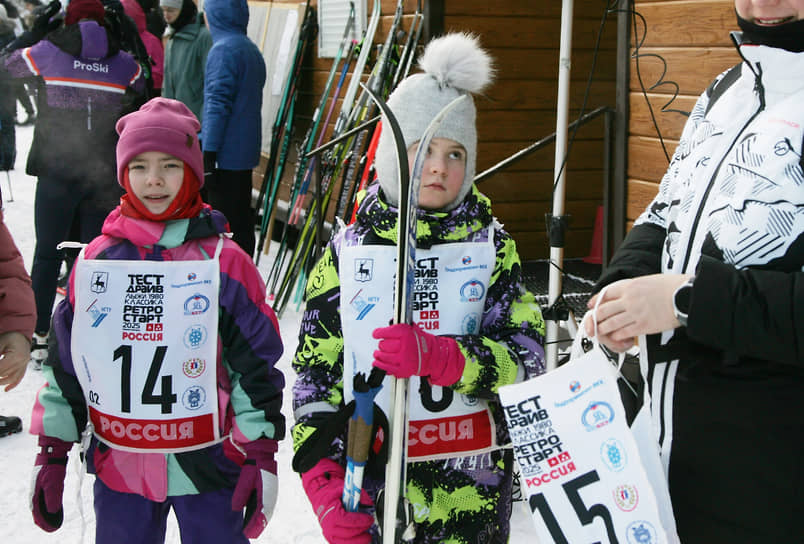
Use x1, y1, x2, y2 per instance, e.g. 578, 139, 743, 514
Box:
203, 0, 248, 40
121, 0, 147, 34
351, 182, 495, 249
47, 19, 122, 60
100, 204, 229, 250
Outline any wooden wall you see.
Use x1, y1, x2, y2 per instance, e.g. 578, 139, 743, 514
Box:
440, 1, 618, 260
626, 0, 739, 226
255, 0, 618, 260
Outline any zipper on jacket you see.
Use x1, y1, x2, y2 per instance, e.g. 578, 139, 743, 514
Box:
87, 96, 92, 131
680, 61, 766, 273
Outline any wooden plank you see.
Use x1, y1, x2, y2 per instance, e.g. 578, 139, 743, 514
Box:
630, 46, 739, 96
479, 139, 609, 173
444, 16, 618, 50
629, 92, 696, 140
627, 135, 676, 182
635, 1, 734, 47
480, 170, 607, 203
447, 0, 622, 18
308, 46, 618, 82
304, 70, 616, 112
626, 178, 661, 222
477, 111, 607, 144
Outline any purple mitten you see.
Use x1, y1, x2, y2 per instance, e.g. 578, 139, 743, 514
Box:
30, 435, 71, 532
372, 323, 466, 386
232, 439, 279, 539
301, 459, 374, 544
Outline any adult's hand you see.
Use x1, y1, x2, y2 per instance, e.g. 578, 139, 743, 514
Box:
0, 331, 31, 391
585, 273, 692, 352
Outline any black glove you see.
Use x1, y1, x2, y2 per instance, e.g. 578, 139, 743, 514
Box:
2, 0, 62, 54
30, 1, 62, 40
203, 151, 218, 188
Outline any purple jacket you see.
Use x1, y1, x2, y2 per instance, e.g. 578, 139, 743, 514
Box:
4, 20, 145, 183
31, 205, 285, 499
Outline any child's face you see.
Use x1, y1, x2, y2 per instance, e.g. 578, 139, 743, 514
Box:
407, 137, 467, 211
736, 0, 804, 22
127, 151, 184, 215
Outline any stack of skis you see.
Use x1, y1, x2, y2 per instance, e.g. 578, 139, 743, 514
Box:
253, 0, 424, 317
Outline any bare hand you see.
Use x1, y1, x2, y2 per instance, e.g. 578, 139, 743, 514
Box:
584, 274, 692, 352
0, 331, 32, 391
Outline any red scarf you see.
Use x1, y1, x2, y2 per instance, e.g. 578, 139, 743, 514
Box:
120, 165, 204, 221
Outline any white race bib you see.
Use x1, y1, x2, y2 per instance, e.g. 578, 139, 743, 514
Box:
341, 232, 498, 461
499, 351, 673, 543
72, 239, 224, 453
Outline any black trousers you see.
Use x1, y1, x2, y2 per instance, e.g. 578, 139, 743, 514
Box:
205, 168, 256, 257
31, 174, 119, 332
668, 372, 804, 542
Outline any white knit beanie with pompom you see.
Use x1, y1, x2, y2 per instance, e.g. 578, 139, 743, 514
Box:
374, 32, 494, 211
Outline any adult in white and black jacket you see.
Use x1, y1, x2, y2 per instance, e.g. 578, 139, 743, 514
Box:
585, 1, 804, 542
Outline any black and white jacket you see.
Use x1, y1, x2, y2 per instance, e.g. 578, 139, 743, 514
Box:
602, 33, 804, 370
597, 34, 804, 465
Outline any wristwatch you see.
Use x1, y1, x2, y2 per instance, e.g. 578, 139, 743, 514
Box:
672, 277, 695, 327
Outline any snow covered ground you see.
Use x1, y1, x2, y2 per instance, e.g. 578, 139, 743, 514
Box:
0, 122, 534, 542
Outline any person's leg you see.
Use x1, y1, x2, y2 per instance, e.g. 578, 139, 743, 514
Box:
669, 375, 804, 543
406, 451, 514, 544
15, 82, 35, 125
171, 488, 248, 544
206, 169, 256, 256
30, 175, 79, 333
94, 478, 168, 544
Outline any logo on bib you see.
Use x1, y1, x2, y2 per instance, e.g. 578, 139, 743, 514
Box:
600, 437, 627, 472
459, 279, 485, 302
91, 271, 109, 293
581, 401, 614, 431
461, 313, 480, 334
86, 299, 111, 327
184, 293, 210, 316
350, 292, 377, 320
626, 520, 658, 544
613, 484, 639, 512
354, 258, 373, 282
183, 325, 208, 349
183, 357, 207, 378
182, 385, 207, 410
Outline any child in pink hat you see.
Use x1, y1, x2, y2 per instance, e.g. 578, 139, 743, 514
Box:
29, 97, 286, 543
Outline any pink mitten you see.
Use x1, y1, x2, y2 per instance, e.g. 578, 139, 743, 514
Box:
30, 435, 71, 532
372, 323, 465, 386
232, 439, 279, 539
301, 458, 374, 544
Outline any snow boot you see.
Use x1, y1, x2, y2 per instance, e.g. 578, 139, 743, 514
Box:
0, 416, 22, 437
30, 331, 48, 370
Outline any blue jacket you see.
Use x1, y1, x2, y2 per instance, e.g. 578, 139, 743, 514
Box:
201, 0, 265, 170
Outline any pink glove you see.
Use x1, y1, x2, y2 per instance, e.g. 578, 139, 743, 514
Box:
232, 439, 279, 539
301, 458, 374, 544
30, 435, 71, 532
372, 323, 466, 386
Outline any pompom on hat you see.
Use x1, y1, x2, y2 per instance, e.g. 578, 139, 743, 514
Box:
115, 97, 204, 188
374, 32, 494, 211
65, 0, 106, 25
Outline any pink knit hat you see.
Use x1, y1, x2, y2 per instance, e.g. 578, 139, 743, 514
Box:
115, 98, 204, 187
